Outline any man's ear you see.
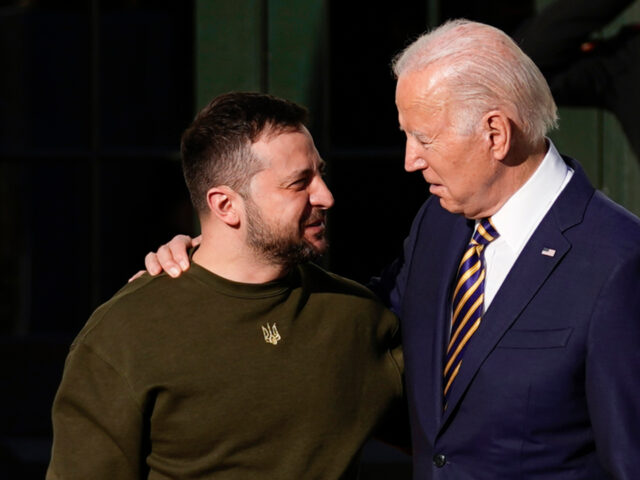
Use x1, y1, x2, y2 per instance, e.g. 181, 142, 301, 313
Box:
205, 186, 241, 227
482, 110, 511, 161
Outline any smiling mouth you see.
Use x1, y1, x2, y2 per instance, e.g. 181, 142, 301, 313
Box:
303, 213, 327, 236
304, 210, 326, 228
305, 219, 325, 229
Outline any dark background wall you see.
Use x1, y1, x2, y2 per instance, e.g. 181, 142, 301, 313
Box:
1, 0, 638, 478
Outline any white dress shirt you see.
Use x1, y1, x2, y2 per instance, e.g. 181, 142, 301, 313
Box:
481, 140, 573, 310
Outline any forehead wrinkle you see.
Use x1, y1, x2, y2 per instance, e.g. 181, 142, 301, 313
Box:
281, 167, 313, 181
399, 93, 446, 134
287, 154, 324, 179
275, 146, 324, 187
398, 63, 449, 105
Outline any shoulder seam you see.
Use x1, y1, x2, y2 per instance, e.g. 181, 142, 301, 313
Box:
71, 341, 146, 415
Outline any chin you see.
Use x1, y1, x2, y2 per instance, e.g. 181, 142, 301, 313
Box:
311, 241, 328, 255
306, 237, 328, 255
305, 230, 325, 245
438, 197, 464, 215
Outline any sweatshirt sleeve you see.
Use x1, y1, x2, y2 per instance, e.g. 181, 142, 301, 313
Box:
46, 342, 147, 480
373, 309, 412, 452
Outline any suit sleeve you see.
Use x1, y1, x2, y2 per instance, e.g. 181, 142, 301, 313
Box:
368, 200, 431, 315
586, 247, 640, 479
47, 342, 146, 480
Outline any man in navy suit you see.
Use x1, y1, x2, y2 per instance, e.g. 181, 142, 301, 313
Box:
370, 19, 640, 478
142, 19, 640, 479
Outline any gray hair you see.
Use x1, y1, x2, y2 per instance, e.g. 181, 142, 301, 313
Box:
392, 19, 558, 142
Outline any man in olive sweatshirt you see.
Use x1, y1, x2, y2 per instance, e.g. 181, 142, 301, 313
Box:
47, 92, 406, 480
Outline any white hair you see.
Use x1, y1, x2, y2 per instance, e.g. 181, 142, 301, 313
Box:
392, 19, 558, 142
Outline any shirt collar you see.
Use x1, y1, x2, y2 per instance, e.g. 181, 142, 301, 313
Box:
490, 140, 571, 253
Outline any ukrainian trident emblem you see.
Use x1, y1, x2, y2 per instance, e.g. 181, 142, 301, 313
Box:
261, 323, 281, 345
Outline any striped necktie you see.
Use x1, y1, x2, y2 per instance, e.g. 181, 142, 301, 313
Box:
443, 217, 499, 407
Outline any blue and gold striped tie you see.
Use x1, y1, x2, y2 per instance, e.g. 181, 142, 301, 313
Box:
443, 217, 499, 406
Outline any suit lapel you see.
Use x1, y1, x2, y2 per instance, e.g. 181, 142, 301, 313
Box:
440, 157, 593, 426
441, 222, 570, 424
432, 217, 474, 420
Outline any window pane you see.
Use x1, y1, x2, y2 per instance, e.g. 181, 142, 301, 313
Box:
328, 0, 427, 150
99, 2, 193, 149
0, 160, 92, 335
0, 5, 90, 152
98, 157, 194, 301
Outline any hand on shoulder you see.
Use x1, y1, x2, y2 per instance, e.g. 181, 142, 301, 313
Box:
129, 234, 201, 282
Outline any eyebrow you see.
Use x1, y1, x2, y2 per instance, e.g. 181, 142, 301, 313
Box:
408, 130, 433, 142
398, 125, 424, 138
281, 159, 326, 185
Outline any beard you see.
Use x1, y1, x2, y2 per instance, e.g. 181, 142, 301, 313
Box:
244, 198, 328, 268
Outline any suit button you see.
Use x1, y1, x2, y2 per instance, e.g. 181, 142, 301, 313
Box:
433, 453, 446, 467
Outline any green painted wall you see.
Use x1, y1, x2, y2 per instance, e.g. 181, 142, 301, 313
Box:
194, 1, 640, 215
195, 0, 326, 115
195, 1, 264, 106
600, 2, 640, 212
537, 0, 640, 215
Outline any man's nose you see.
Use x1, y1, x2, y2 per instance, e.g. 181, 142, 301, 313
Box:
310, 175, 334, 210
404, 139, 427, 172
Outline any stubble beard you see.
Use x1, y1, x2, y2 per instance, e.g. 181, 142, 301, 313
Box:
244, 198, 327, 268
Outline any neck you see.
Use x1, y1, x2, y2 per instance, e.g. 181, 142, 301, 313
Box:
477, 137, 548, 219
193, 228, 290, 284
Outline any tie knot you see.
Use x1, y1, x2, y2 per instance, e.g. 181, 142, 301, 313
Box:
471, 217, 500, 247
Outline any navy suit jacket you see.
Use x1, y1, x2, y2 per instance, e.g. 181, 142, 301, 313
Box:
372, 157, 640, 479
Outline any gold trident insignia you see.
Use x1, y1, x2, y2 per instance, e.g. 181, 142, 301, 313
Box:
261, 323, 281, 345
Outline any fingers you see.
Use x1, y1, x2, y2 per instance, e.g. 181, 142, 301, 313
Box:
153, 245, 183, 278
144, 250, 167, 276
128, 270, 146, 283
166, 234, 195, 273
140, 234, 196, 279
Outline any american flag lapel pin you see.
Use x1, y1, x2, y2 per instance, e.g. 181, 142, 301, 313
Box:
541, 247, 556, 257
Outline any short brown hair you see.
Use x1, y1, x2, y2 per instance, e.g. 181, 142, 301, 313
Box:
181, 92, 308, 212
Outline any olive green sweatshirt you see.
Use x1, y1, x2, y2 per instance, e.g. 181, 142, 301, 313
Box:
47, 262, 405, 480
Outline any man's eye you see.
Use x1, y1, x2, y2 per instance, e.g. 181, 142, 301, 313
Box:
412, 134, 431, 147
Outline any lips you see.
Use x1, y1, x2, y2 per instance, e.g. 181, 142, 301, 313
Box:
303, 212, 327, 232
305, 219, 325, 229
305, 210, 326, 225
